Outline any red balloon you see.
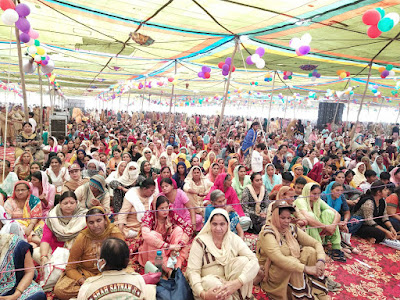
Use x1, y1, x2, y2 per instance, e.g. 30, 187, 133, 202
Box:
346, 71, 350, 77
204, 72, 210, 79
367, 25, 382, 38
231, 65, 236, 72
362, 9, 381, 26
218, 61, 224, 69
381, 74, 385, 78
0, 0, 15, 11
168, 77, 174, 82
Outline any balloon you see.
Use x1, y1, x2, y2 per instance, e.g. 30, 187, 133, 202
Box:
22, 60, 36, 73
28, 28, 39, 39
1, 9, 18, 25
283, 75, 288, 80
206, 66, 211, 73
367, 25, 382, 38
362, 9, 381, 25
222, 70, 229, 76
301, 33, 312, 45
42, 59, 48, 66
26, 38, 34, 46
15, 17, 30, 33
316, 73, 321, 78
245, 56, 253, 65
264, 78, 269, 82
255, 82, 258, 86
389, 70, 396, 77
386, 12, 400, 26
378, 17, 394, 32
36, 47, 45, 55
222, 64, 229, 72
0, 0, 15, 11
34, 39, 40, 46
198, 72, 204, 78
251, 54, 260, 63
28, 46, 37, 55
34, 55, 41, 62
218, 61, 224, 69
255, 47, 265, 56
230, 65, 235, 72
288, 75, 292, 79
346, 71, 350, 77
256, 59, 265, 69
15, 3, 30, 17
289, 37, 301, 49
386, 64, 393, 70
339, 72, 347, 79
168, 77, 174, 82
225, 57, 232, 65
204, 72, 210, 79
378, 66, 386, 73
336, 69, 345, 75
201, 66, 207, 73
41, 59, 54, 74
295, 48, 302, 56
376, 7, 385, 18
381, 70, 390, 77
298, 45, 310, 55
19, 32, 30, 43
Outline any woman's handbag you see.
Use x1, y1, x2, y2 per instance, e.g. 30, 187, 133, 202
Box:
156, 268, 194, 300
40, 247, 70, 291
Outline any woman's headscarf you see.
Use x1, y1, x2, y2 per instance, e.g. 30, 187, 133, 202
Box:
154, 140, 165, 158
157, 166, 178, 191
294, 182, 322, 219
231, 165, 251, 200
307, 162, 324, 182
196, 208, 233, 266
118, 161, 139, 186
288, 156, 301, 173
322, 181, 342, 212
352, 162, 366, 187
85, 159, 100, 177
173, 161, 188, 189
203, 151, 216, 171
184, 166, 211, 189
174, 153, 191, 169
81, 206, 119, 240
390, 167, 400, 186
371, 155, 386, 177
262, 163, 282, 193
64, 163, 87, 191
227, 158, 238, 177
207, 162, 219, 183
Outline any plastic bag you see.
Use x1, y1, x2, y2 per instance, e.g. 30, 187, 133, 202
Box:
156, 268, 194, 300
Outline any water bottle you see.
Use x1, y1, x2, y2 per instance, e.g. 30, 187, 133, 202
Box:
154, 250, 163, 272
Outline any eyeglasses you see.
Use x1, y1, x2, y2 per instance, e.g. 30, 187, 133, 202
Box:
15, 189, 28, 193
145, 152, 151, 154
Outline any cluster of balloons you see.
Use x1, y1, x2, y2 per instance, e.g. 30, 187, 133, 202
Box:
368, 84, 381, 97
167, 76, 178, 85
378, 65, 395, 78
264, 72, 273, 82
308, 92, 316, 98
362, 8, 399, 38
325, 89, 335, 97
250, 81, 259, 86
218, 57, 236, 76
392, 81, 400, 97
344, 87, 355, 95
289, 33, 312, 56
245, 47, 266, 69
336, 69, 350, 79
198, 65, 211, 79
283, 71, 293, 80
308, 70, 321, 81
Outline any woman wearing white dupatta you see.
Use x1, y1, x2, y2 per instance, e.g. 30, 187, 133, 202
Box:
187, 208, 259, 300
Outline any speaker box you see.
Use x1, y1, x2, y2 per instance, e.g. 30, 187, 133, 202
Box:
49, 115, 67, 139
317, 102, 344, 129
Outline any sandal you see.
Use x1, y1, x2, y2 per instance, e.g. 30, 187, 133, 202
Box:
341, 240, 359, 254
329, 249, 346, 262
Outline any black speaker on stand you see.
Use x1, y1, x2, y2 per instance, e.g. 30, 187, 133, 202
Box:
317, 102, 344, 129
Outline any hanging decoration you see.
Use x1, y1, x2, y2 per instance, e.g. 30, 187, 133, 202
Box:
283, 71, 293, 80
378, 65, 395, 78
289, 33, 312, 56
300, 64, 318, 71
363, 8, 399, 38
308, 70, 321, 81
336, 69, 350, 79
245, 47, 266, 69
368, 84, 381, 97
264, 72, 273, 82
198, 65, 211, 79
218, 57, 236, 76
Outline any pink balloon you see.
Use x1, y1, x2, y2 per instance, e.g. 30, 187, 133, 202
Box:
255, 47, 265, 57
367, 25, 382, 38
28, 28, 39, 39
246, 56, 254, 65
295, 49, 302, 56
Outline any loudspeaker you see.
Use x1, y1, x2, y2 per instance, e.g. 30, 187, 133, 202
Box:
49, 115, 68, 139
317, 102, 344, 128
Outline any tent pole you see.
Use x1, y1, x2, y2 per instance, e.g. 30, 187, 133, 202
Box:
14, 25, 29, 122
168, 60, 177, 131
216, 38, 239, 141
283, 95, 289, 119
266, 71, 276, 133
375, 96, 385, 123
396, 107, 400, 123
356, 64, 372, 126
141, 78, 147, 113
126, 90, 131, 113
38, 66, 43, 140
333, 78, 350, 125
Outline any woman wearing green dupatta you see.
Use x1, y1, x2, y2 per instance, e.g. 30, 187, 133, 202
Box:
232, 165, 251, 200
288, 156, 307, 175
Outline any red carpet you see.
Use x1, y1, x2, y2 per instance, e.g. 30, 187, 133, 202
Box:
0, 146, 16, 167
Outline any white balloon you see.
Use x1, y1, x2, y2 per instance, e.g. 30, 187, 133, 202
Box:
386, 12, 400, 26
41, 59, 54, 74
289, 37, 302, 49
28, 46, 37, 55
26, 38, 34, 46
301, 33, 312, 45
23, 60, 36, 73
34, 55, 41, 62
251, 54, 261, 63
389, 70, 396, 77
1, 9, 19, 25
256, 59, 265, 69
311, 76, 316, 81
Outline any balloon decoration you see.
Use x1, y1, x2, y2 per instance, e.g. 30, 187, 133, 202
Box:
368, 84, 381, 97
264, 72, 273, 82
283, 71, 293, 80
198, 65, 211, 79
392, 82, 400, 97
308, 70, 321, 81
289, 33, 312, 56
325, 89, 335, 97
250, 81, 259, 86
336, 69, 350, 79
218, 57, 236, 76
378, 65, 395, 78
363, 8, 399, 38
245, 47, 266, 69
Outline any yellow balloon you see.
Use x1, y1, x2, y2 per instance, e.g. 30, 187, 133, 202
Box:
339, 72, 346, 79
36, 47, 45, 56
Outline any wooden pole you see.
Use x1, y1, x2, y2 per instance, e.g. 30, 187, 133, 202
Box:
38, 66, 43, 140
141, 78, 147, 112
283, 95, 289, 119
216, 38, 239, 141
14, 26, 29, 122
375, 96, 385, 123
126, 90, 131, 113
396, 107, 400, 124
168, 60, 177, 131
356, 64, 373, 125
266, 71, 277, 133
333, 78, 350, 125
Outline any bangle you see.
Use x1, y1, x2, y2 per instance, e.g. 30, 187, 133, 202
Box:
40, 255, 48, 260
317, 259, 326, 264
16, 287, 23, 294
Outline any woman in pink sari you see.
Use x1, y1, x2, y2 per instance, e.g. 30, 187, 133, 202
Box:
139, 195, 192, 275
29, 171, 56, 217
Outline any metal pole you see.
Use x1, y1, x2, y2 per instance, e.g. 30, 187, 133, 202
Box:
216, 38, 239, 141
266, 71, 277, 133
14, 25, 29, 122
356, 64, 373, 125
168, 60, 177, 131
141, 78, 147, 112
38, 66, 43, 140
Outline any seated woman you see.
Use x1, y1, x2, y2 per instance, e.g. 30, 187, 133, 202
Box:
351, 162, 366, 188
62, 163, 89, 193
204, 173, 251, 232
107, 148, 122, 172
109, 161, 139, 214
38, 191, 87, 266
139, 161, 157, 180
57, 151, 70, 169
45, 156, 70, 194
4, 181, 43, 247
203, 151, 216, 172
105, 161, 126, 184
118, 177, 156, 239
172, 161, 188, 190
262, 163, 282, 194
160, 177, 201, 232
184, 166, 213, 218
206, 162, 219, 183
257, 200, 328, 300
14, 150, 33, 180
294, 183, 345, 262
187, 209, 259, 300
0, 159, 18, 197
82, 159, 102, 178
75, 174, 111, 213
353, 180, 399, 244
54, 206, 123, 300
232, 165, 251, 200
155, 166, 177, 194
0, 234, 46, 300
15, 122, 41, 161
137, 147, 158, 169
333, 171, 362, 212
30, 171, 56, 217
292, 164, 315, 184
139, 195, 193, 274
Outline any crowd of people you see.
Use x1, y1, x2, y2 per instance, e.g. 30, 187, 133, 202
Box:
1, 106, 400, 300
